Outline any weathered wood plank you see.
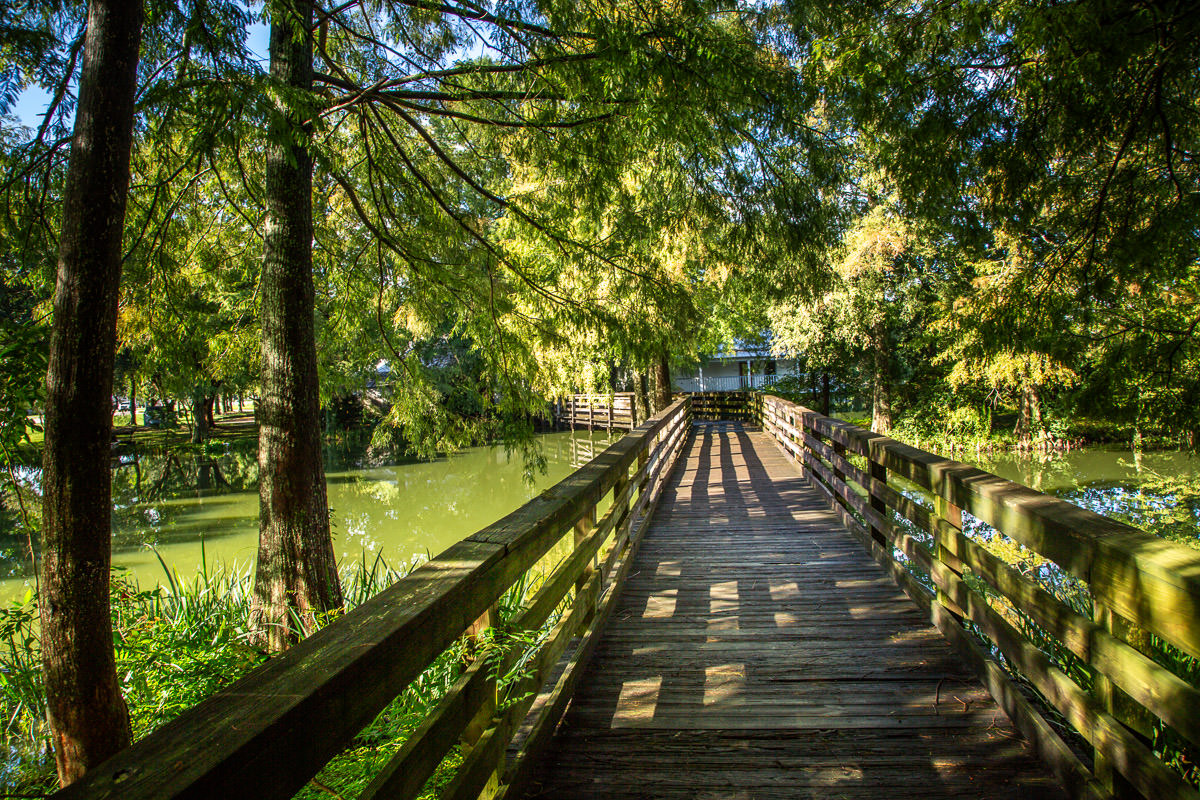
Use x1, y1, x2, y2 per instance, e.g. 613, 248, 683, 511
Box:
57, 401, 690, 800
57, 539, 512, 800
519, 425, 1066, 799
933, 561, 1198, 800
940, 523, 1200, 747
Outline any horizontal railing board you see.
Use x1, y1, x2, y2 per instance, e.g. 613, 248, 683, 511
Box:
758, 393, 1200, 800
934, 564, 1198, 800
940, 525, 1200, 747
57, 538, 511, 800
766, 398, 1200, 662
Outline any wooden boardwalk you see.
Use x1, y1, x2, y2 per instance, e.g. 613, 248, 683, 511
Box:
521, 423, 1068, 799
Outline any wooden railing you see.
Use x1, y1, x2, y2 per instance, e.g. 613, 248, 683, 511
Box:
688, 390, 754, 422
59, 398, 692, 800
552, 392, 635, 431
755, 393, 1200, 800
674, 373, 788, 393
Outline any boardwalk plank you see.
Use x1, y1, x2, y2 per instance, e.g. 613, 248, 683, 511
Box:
519, 423, 1068, 799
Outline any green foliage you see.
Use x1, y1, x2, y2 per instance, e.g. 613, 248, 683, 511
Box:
0, 554, 410, 794
0, 548, 557, 796
778, 0, 1200, 444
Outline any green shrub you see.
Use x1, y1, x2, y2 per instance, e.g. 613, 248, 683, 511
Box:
0, 552, 545, 796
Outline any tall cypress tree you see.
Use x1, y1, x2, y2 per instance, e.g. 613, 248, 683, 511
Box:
250, 0, 343, 651
39, 0, 143, 785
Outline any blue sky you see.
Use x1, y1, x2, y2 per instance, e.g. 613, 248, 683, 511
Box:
9, 20, 270, 129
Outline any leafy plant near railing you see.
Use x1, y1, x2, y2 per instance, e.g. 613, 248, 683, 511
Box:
0, 550, 553, 797
292, 559, 565, 800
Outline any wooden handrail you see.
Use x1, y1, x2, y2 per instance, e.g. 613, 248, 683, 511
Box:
553, 392, 636, 430
755, 393, 1200, 800
58, 398, 692, 800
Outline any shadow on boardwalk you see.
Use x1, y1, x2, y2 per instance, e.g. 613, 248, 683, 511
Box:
520, 422, 1067, 799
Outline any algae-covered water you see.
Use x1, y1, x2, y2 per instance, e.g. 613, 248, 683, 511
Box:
971, 445, 1200, 550
0, 429, 618, 600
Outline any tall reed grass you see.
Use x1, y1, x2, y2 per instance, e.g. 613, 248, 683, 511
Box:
0, 549, 546, 797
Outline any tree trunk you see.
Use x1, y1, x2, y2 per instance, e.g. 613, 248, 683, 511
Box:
190, 392, 208, 444
633, 370, 650, 425
651, 351, 671, 412
870, 320, 892, 435
204, 394, 216, 428
821, 372, 832, 417
1014, 384, 1042, 450
39, 0, 141, 785
128, 377, 137, 427
251, 0, 343, 652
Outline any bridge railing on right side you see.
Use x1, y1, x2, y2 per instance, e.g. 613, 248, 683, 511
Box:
754, 393, 1200, 800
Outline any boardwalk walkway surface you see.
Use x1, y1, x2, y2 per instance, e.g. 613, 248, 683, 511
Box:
521, 423, 1068, 799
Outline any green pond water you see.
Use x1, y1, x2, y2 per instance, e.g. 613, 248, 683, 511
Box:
0, 429, 619, 601
955, 445, 1200, 549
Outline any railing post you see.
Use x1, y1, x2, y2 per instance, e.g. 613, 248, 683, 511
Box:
868, 459, 888, 549
1092, 602, 1155, 798
932, 496, 967, 620
575, 504, 598, 624
789, 413, 804, 474
832, 440, 847, 484
462, 602, 500, 750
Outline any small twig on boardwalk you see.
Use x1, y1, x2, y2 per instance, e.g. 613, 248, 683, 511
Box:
309, 779, 346, 800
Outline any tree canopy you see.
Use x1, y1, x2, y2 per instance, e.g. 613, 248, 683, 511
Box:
3, 0, 1200, 782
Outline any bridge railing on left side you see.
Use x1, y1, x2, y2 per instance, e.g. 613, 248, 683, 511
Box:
754, 393, 1200, 800
56, 399, 692, 800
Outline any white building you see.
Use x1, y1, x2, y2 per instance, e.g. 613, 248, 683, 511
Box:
673, 342, 799, 393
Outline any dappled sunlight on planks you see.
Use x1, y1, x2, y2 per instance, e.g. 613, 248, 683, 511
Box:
521, 422, 1067, 799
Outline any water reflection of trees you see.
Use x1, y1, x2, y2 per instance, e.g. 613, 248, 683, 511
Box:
108, 444, 260, 554
110, 443, 258, 504
0, 429, 622, 581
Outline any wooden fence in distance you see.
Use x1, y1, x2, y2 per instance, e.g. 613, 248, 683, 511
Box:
688, 390, 753, 422
552, 393, 635, 432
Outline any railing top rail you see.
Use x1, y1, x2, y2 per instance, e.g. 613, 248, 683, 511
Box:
561, 392, 634, 399
60, 398, 689, 800
759, 393, 1200, 661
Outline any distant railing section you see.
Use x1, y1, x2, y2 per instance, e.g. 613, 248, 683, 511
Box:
754, 393, 1200, 800
552, 392, 635, 431
674, 373, 786, 393
688, 391, 754, 422
59, 399, 692, 800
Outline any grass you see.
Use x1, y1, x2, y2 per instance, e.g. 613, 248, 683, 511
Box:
0, 550, 549, 797
15, 411, 260, 462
